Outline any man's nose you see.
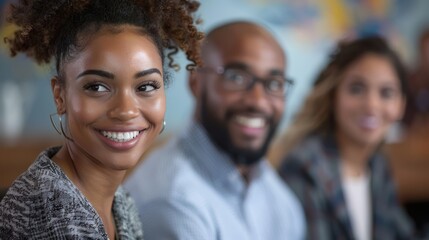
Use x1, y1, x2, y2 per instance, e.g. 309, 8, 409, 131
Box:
242, 81, 270, 108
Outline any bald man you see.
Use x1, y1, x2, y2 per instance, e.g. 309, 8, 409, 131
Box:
125, 21, 305, 240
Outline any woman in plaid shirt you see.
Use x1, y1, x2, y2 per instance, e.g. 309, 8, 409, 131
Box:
272, 36, 424, 240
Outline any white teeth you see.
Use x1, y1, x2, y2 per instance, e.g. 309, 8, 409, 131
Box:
235, 115, 265, 128
360, 116, 379, 130
101, 130, 140, 142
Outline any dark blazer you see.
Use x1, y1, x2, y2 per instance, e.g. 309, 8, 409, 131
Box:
278, 133, 418, 240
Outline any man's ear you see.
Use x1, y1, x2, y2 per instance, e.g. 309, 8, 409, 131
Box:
51, 76, 66, 114
188, 70, 201, 99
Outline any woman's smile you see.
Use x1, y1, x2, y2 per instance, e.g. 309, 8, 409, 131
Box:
95, 128, 145, 151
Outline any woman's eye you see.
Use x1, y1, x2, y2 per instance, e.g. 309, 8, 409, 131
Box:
380, 88, 396, 99
138, 82, 160, 92
348, 84, 364, 95
84, 83, 109, 92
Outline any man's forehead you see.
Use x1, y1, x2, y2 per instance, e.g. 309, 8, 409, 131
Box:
203, 40, 285, 74
204, 22, 280, 49
206, 25, 276, 48
206, 21, 271, 39
203, 32, 284, 66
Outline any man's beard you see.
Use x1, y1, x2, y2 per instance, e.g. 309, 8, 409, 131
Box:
200, 91, 279, 166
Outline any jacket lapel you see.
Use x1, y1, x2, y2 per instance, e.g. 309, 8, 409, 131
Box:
314, 134, 355, 239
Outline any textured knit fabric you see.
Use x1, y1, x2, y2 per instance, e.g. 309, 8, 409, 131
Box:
279, 133, 419, 240
0, 147, 144, 240
125, 123, 305, 240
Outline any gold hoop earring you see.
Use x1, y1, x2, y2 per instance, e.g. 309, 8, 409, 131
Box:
160, 120, 166, 134
49, 113, 73, 142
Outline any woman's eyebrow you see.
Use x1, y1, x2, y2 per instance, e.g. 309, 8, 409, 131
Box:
76, 68, 162, 80
135, 68, 162, 78
76, 69, 114, 79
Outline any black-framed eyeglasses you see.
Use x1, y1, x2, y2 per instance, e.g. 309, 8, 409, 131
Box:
198, 66, 294, 97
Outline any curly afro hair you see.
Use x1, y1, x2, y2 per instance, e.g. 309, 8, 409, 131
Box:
4, 0, 204, 79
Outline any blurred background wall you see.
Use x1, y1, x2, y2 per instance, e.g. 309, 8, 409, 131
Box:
1, 0, 429, 143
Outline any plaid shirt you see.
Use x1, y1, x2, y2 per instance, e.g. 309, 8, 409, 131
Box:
279, 133, 419, 240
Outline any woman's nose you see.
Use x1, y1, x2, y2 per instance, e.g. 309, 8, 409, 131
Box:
364, 91, 382, 113
107, 91, 140, 121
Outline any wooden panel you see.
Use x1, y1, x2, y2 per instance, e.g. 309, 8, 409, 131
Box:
0, 140, 62, 188
0, 135, 170, 189
385, 127, 429, 202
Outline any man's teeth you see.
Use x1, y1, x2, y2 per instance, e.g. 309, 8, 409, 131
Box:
101, 131, 140, 142
235, 116, 265, 128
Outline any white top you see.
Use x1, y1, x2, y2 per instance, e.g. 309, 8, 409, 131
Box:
342, 172, 372, 240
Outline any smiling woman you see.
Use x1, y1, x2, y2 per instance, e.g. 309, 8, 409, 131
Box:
0, 0, 203, 239
270, 36, 424, 239
53, 28, 166, 171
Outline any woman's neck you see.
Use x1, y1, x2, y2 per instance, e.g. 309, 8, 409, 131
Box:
52, 143, 125, 238
335, 132, 376, 179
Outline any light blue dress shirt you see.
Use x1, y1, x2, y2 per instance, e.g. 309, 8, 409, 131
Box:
125, 123, 305, 240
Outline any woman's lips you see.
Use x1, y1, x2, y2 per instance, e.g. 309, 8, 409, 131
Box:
358, 116, 380, 131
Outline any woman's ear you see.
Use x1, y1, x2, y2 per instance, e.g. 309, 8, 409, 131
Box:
397, 95, 407, 121
51, 76, 66, 114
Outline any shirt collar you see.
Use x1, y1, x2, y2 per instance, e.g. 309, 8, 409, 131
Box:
179, 122, 267, 192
